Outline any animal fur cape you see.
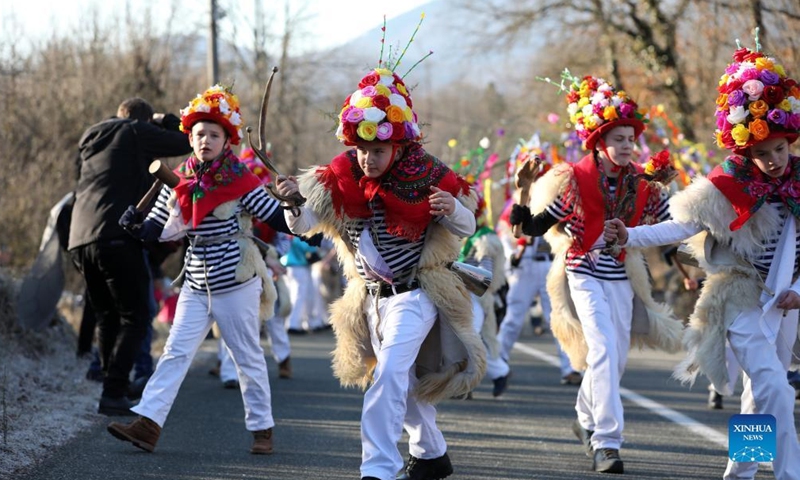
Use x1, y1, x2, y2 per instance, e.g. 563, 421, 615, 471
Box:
528, 163, 684, 371
470, 231, 507, 358
295, 168, 487, 404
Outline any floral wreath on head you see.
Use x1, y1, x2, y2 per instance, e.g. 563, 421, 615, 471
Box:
180, 84, 244, 145
335, 14, 433, 146
539, 69, 648, 151
714, 31, 800, 154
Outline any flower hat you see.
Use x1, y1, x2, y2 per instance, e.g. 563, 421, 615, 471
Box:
334, 14, 431, 146
714, 41, 800, 154
180, 84, 244, 145
240, 147, 272, 185
543, 69, 647, 151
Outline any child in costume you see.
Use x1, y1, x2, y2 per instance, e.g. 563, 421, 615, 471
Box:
108, 85, 291, 455
274, 27, 486, 479
508, 73, 683, 474
603, 42, 800, 480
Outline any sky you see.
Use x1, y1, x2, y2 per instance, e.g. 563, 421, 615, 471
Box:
1, 0, 433, 53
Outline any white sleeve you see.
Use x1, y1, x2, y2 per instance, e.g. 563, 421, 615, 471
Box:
624, 219, 705, 248
283, 206, 320, 235
437, 199, 476, 238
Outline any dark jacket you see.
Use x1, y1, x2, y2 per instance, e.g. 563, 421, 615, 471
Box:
68, 115, 191, 250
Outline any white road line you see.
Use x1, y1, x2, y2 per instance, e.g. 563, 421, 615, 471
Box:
512, 342, 729, 448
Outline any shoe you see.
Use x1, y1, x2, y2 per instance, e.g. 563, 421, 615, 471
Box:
593, 448, 624, 474
571, 419, 594, 457
708, 390, 723, 410
107, 416, 161, 452
223, 379, 239, 389
98, 396, 138, 416
561, 371, 583, 386
397, 452, 453, 480
287, 328, 307, 335
250, 428, 273, 454
492, 372, 511, 397
278, 357, 292, 379
208, 360, 221, 377
311, 324, 333, 332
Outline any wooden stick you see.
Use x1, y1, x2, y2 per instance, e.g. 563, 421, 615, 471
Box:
136, 179, 163, 212
135, 160, 180, 212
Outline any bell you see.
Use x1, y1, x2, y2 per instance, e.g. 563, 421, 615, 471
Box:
448, 261, 492, 297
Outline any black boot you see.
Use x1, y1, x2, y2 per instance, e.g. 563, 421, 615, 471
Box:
397, 452, 453, 480
708, 390, 723, 410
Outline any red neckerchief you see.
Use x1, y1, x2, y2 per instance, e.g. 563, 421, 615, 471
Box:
708, 154, 800, 231
317, 142, 471, 241
570, 154, 649, 258
173, 149, 262, 228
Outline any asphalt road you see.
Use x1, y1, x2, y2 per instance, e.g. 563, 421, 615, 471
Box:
15, 327, 796, 480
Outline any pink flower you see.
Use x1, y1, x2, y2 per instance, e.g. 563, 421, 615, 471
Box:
619, 103, 634, 117
376, 122, 393, 141
361, 86, 377, 97
742, 80, 765, 101
345, 108, 365, 123
740, 68, 760, 82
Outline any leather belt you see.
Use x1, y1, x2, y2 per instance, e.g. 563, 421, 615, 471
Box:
366, 280, 421, 298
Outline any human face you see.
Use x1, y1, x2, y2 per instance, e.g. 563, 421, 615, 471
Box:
749, 136, 790, 178
189, 121, 230, 162
598, 125, 636, 175
356, 141, 400, 178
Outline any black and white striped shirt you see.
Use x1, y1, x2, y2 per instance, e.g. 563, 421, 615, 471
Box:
147, 185, 281, 293
545, 182, 671, 281
752, 200, 800, 280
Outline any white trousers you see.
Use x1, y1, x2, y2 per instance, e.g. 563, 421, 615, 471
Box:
723, 306, 800, 480
360, 288, 445, 480
568, 272, 634, 450
471, 294, 510, 380
132, 278, 274, 431
309, 264, 329, 329
709, 341, 741, 395
218, 314, 292, 382
285, 266, 324, 330
497, 257, 573, 376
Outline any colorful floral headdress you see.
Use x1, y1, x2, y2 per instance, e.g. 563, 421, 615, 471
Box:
180, 84, 244, 145
240, 147, 272, 185
335, 14, 432, 146
714, 32, 800, 154
540, 69, 647, 151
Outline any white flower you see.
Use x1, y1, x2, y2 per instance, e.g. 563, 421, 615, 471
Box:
590, 114, 603, 127
197, 103, 210, 113
379, 75, 394, 86
789, 97, 800, 114
350, 89, 363, 106
591, 92, 606, 105
236, 128, 243, 139
362, 107, 387, 123
726, 105, 748, 124
567, 103, 579, 116
218, 98, 230, 114
335, 123, 344, 138
411, 123, 420, 137
597, 81, 612, 92
611, 96, 623, 107
229, 111, 241, 126
389, 94, 408, 108
582, 104, 594, 118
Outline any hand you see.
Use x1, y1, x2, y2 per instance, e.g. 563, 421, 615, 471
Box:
151, 113, 165, 125
429, 186, 455, 216
509, 254, 521, 268
275, 175, 299, 197
264, 255, 286, 276
776, 290, 800, 310
683, 278, 699, 291
119, 205, 142, 230
603, 218, 628, 245
508, 204, 530, 226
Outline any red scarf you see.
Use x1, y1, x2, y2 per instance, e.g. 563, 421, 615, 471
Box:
708, 154, 800, 231
570, 154, 650, 257
318, 143, 471, 241
173, 149, 262, 228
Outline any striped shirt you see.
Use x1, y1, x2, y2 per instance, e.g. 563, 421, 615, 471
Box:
147, 185, 281, 294
345, 203, 425, 284
752, 200, 800, 280
545, 181, 671, 281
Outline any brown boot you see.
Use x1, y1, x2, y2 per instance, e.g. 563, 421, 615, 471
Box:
278, 357, 292, 379
107, 416, 161, 452
251, 428, 273, 454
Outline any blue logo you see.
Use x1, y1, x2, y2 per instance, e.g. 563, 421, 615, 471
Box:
728, 414, 776, 463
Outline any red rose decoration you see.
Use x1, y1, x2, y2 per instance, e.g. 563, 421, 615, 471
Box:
566, 91, 579, 104
358, 72, 380, 89
719, 79, 743, 95
720, 130, 735, 149
342, 95, 352, 109
763, 85, 785, 105
343, 122, 359, 142
403, 94, 413, 109
390, 122, 406, 141
732, 48, 750, 62
372, 95, 390, 110
783, 78, 797, 89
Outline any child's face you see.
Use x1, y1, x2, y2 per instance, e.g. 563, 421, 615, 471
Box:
750, 137, 790, 178
599, 125, 636, 168
189, 121, 230, 162
356, 141, 400, 178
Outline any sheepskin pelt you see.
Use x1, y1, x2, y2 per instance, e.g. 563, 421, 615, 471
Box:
472, 232, 506, 358
529, 164, 683, 371
668, 176, 786, 393
296, 167, 487, 403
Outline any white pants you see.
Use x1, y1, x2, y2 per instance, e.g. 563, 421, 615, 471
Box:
471, 294, 510, 380
285, 266, 324, 330
309, 264, 329, 329
568, 272, 634, 450
360, 288, 445, 480
498, 257, 573, 376
218, 314, 292, 382
132, 278, 274, 431
709, 341, 741, 395
723, 306, 800, 480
